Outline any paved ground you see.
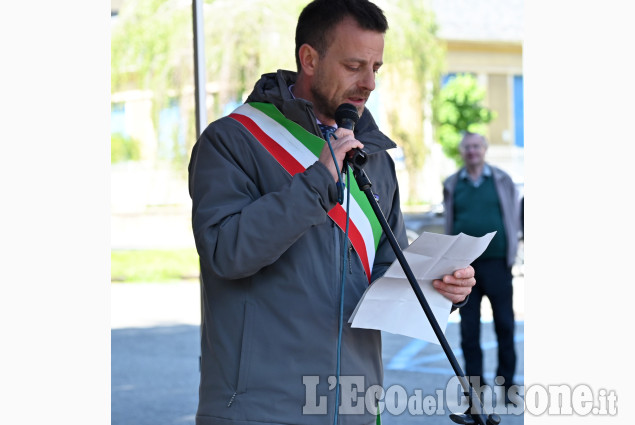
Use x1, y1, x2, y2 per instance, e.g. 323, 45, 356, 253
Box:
112, 275, 524, 425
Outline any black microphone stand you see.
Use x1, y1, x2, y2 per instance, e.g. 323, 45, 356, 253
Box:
345, 160, 501, 425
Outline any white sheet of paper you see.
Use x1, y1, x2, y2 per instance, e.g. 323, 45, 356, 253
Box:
349, 232, 495, 344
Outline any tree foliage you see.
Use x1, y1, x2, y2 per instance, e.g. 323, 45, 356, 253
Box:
111, 0, 445, 195
111, 0, 303, 171
111, 133, 142, 163
111, 0, 193, 115
112, 0, 196, 172
200, 0, 302, 117
378, 0, 444, 203
436, 73, 495, 166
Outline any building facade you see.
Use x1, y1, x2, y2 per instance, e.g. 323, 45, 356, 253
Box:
432, 0, 524, 183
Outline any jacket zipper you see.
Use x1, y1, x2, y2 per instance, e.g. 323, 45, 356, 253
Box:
227, 391, 237, 407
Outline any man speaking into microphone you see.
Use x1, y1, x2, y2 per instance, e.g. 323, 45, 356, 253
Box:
188, 1, 476, 424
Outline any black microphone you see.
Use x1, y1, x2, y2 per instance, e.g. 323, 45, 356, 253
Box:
334, 103, 367, 168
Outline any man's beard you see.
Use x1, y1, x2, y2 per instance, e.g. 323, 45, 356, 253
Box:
309, 77, 369, 120
309, 82, 339, 121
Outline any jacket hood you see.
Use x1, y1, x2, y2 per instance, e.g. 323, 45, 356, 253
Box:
246, 70, 397, 155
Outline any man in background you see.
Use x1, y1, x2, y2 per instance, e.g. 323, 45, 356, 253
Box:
443, 131, 520, 404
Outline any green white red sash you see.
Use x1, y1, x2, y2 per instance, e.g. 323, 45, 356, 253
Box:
229, 102, 382, 283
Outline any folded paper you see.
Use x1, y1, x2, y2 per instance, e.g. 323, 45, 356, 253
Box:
349, 232, 495, 343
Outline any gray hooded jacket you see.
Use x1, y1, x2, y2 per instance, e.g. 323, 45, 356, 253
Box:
188, 70, 408, 425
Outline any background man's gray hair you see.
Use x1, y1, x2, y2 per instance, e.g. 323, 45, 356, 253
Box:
460, 131, 488, 148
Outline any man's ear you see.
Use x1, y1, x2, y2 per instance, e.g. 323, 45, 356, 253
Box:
298, 44, 319, 76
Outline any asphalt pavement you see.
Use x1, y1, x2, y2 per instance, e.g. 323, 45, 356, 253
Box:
112, 275, 524, 425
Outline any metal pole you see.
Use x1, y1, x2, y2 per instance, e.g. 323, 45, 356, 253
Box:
350, 165, 501, 425
192, 0, 207, 372
193, 0, 207, 137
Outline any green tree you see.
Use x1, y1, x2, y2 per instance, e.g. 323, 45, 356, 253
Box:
111, 0, 446, 197
111, 133, 141, 163
436, 73, 496, 166
379, 0, 444, 204
111, 0, 303, 172
200, 0, 303, 117
112, 0, 196, 172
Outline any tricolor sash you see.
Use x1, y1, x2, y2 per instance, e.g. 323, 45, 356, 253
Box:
229, 102, 382, 283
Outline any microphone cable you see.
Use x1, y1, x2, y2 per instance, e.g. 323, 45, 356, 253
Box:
323, 129, 345, 204
323, 128, 351, 425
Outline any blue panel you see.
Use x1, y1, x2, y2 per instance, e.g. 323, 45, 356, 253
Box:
441, 73, 456, 88
222, 99, 243, 116
513, 75, 524, 147
158, 99, 186, 160
111, 103, 127, 137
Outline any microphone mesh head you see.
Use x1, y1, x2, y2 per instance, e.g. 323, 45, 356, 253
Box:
335, 103, 359, 127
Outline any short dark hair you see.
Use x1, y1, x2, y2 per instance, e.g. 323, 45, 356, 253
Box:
295, 0, 389, 72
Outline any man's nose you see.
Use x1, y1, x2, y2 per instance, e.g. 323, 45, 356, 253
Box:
359, 69, 376, 92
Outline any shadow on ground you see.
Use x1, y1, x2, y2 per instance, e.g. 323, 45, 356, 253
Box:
112, 321, 524, 425
111, 325, 200, 425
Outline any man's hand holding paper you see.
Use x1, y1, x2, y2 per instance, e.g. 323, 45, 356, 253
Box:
433, 265, 476, 305
349, 232, 495, 344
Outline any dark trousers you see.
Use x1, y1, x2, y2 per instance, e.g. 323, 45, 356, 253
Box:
459, 257, 516, 387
